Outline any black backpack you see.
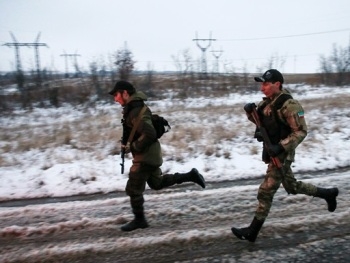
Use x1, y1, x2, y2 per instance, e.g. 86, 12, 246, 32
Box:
151, 114, 171, 138
123, 100, 171, 139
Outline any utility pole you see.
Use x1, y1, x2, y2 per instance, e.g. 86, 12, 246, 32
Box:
211, 48, 223, 74
3, 32, 48, 88
192, 32, 216, 78
60, 52, 81, 78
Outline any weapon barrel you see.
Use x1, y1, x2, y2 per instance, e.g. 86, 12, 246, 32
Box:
120, 148, 125, 174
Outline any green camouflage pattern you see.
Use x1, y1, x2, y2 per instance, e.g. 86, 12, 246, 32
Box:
253, 89, 317, 221
255, 159, 317, 220
276, 90, 308, 162
257, 89, 307, 162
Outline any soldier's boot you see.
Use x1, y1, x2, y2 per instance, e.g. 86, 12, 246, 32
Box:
175, 168, 206, 188
120, 212, 149, 232
314, 187, 339, 212
231, 217, 265, 242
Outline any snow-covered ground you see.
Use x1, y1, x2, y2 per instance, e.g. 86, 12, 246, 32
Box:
1, 84, 350, 262
1, 84, 350, 201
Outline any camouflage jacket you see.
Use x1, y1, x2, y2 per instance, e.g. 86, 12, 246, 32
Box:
254, 89, 307, 162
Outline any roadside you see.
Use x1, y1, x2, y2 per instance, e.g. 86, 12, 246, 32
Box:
1, 165, 349, 208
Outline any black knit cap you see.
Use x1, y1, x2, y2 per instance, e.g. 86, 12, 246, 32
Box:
109, 80, 135, 95
254, 69, 284, 84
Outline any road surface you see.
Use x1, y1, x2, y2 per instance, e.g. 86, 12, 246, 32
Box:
0, 168, 349, 263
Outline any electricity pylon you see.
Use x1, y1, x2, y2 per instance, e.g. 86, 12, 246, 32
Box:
192, 32, 216, 77
60, 52, 81, 78
3, 32, 48, 88
211, 48, 223, 74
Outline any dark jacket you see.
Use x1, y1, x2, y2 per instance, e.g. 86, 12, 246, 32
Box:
123, 91, 163, 167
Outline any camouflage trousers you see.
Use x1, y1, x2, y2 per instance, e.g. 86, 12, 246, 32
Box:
255, 159, 318, 220
125, 162, 179, 215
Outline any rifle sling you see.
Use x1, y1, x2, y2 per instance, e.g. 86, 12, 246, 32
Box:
126, 105, 147, 145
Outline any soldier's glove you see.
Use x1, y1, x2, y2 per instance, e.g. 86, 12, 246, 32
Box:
269, 144, 285, 157
244, 103, 256, 114
254, 131, 264, 142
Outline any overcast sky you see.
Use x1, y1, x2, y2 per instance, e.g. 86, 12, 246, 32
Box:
1, 0, 350, 74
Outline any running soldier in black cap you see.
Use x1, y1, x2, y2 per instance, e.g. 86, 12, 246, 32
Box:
109, 80, 206, 232
231, 69, 339, 242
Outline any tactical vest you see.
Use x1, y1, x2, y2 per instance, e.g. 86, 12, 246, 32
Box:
257, 93, 293, 144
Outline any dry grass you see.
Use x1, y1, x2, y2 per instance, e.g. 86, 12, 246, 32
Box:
0, 89, 349, 168
1, 116, 121, 153
301, 93, 350, 112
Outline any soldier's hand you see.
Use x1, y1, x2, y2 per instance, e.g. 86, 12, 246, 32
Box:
269, 144, 285, 157
121, 143, 131, 154
244, 103, 256, 114
254, 131, 264, 142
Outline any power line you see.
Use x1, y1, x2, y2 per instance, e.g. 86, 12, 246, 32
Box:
220, 28, 350, 41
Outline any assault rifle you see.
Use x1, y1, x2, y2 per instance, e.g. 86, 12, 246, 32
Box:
119, 106, 147, 174
244, 103, 285, 174
120, 119, 127, 174
120, 144, 125, 174
119, 129, 127, 174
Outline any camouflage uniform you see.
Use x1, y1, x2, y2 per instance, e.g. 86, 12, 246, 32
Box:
252, 89, 317, 220
232, 69, 338, 242
122, 91, 205, 224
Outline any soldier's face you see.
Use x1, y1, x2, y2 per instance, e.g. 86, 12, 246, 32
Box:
114, 90, 129, 106
260, 81, 281, 98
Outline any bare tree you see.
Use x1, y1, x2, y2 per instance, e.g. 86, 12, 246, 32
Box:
319, 54, 333, 85
264, 52, 287, 71
319, 43, 350, 86
114, 43, 135, 81
172, 49, 193, 75
89, 61, 103, 99
107, 53, 117, 85
172, 48, 194, 94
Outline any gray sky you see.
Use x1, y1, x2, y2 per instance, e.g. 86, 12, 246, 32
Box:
1, 0, 350, 74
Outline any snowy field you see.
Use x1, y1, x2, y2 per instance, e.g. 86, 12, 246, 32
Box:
1, 84, 350, 201
1, 84, 350, 262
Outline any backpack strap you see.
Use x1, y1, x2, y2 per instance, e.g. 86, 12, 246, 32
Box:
126, 105, 147, 146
